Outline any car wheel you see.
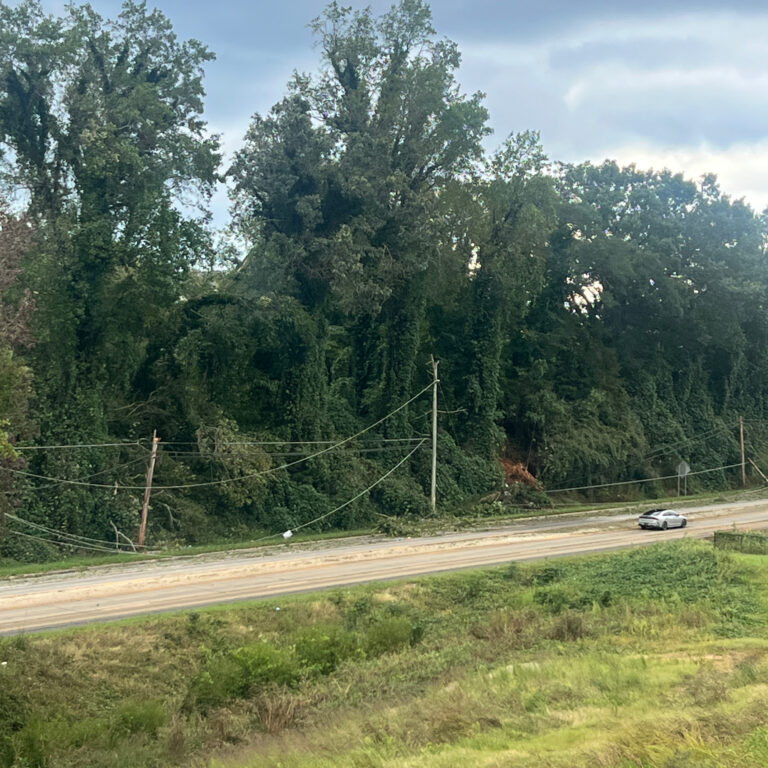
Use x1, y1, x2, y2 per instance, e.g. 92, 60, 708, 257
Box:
662, 521, 668, 531
681, 519, 687, 528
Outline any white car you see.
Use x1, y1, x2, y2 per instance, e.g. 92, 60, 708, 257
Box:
638, 508, 687, 530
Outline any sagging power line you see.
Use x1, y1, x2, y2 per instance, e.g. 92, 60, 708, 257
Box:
1, 382, 435, 492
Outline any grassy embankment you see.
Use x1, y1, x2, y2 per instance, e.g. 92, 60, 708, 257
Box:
1, 540, 768, 767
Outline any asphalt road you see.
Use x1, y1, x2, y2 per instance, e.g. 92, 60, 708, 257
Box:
2, 498, 768, 635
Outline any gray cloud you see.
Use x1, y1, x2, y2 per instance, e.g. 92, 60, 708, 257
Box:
14, 0, 768, 213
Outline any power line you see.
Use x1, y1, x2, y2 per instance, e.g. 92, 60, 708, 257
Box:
159, 437, 427, 447
12, 441, 145, 451
3, 528, 137, 555
538, 424, 739, 496
4, 513, 137, 551
547, 462, 743, 495
291, 439, 427, 534
160, 445, 424, 459
2, 456, 149, 495
244, 439, 427, 546
0, 383, 434, 491
640, 423, 735, 462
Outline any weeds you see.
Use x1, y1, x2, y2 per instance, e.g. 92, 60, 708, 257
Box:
3, 540, 768, 768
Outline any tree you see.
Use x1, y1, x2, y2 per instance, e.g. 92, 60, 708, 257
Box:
231, 0, 490, 437
0, 204, 34, 519
0, 1, 220, 540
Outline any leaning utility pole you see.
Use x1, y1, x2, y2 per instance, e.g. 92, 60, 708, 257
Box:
740, 416, 746, 487
139, 431, 160, 549
430, 357, 439, 515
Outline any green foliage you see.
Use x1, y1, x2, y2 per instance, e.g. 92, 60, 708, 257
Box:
715, 530, 768, 555
294, 624, 360, 675
372, 475, 431, 517
2, 0, 768, 553
111, 699, 167, 738
364, 617, 421, 656
233, 642, 300, 688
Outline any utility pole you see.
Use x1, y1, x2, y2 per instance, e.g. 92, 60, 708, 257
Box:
740, 416, 746, 487
430, 356, 439, 515
139, 431, 160, 549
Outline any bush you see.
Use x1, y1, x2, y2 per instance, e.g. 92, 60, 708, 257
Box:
375, 515, 419, 537
294, 624, 360, 675
549, 611, 589, 641
502, 483, 551, 508
188, 641, 300, 712
233, 642, 299, 687
111, 698, 167, 737
365, 617, 421, 656
187, 654, 245, 711
372, 475, 430, 518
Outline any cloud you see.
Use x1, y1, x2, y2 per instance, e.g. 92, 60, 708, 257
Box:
593, 141, 768, 212
452, 10, 768, 209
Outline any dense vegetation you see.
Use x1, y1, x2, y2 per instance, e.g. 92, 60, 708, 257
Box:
1, 541, 767, 767
2, 0, 768, 554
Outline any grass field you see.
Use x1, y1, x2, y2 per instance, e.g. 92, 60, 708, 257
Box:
1, 540, 767, 767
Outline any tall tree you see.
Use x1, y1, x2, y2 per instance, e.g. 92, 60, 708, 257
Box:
0, 0, 219, 539
231, 0, 490, 437
0, 205, 34, 459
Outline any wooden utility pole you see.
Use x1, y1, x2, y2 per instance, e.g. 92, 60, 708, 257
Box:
139, 431, 160, 549
430, 356, 439, 515
740, 416, 746, 487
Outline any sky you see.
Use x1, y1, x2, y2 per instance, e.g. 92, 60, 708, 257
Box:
21, 0, 768, 221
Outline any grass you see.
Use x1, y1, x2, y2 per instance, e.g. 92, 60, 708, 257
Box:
1, 540, 768, 767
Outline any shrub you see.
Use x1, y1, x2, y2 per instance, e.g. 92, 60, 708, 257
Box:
233, 642, 299, 688
501, 483, 551, 508
188, 641, 299, 712
365, 617, 420, 656
343, 596, 372, 629
187, 653, 245, 711
111, 698, 167, 737
549, 611, 589, 641
531, 564, 563, 586
683, 665, 729, 707
533, 586, 571, 614
372, 476, 430, 518
294, 624, 360, 675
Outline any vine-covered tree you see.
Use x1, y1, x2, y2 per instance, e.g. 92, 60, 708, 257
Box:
0, 0, 219, 542
231, 0, 490, 434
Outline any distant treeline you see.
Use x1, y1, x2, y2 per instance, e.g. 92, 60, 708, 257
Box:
1, 0, 767, 557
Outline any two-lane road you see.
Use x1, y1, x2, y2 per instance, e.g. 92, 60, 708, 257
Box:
2, 498, 768, 634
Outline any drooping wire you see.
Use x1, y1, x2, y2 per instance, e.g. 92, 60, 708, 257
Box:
4, 513, 137, 551
291, 439, 427, 534
546, 462, 743, 495
12, 441, 145, 451
639, 422, 736, 462
2, 455, 149, 495
159, 437, 426, 447
3, 528, 139, 555
244, 439, 427, 546
0, 383, 434, 491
